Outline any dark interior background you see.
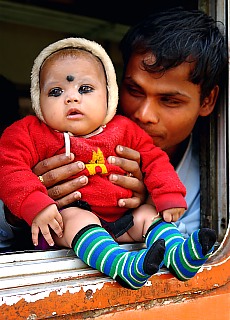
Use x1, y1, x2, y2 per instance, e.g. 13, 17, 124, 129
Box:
11, 0, 199, 26
0, 0, 199, 117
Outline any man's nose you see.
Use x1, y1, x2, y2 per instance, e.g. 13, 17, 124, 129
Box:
133, 101, 159, 124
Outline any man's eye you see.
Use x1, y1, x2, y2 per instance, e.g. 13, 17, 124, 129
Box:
48, 88, 63, 97
126, 85, 143, 96
161, 97, 181, 106
79, 85, 93, 94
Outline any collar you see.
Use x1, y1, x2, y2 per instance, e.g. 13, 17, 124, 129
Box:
64, 125, 106, 157
69, 125, 106, 139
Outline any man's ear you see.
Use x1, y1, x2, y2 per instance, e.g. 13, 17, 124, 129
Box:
199, 85, 219, 117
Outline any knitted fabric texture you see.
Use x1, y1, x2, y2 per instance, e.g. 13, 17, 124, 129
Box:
145, 219, 215, 281
72, 224, 165, 289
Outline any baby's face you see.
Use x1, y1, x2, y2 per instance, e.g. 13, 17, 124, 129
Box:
39, 51, 107, 136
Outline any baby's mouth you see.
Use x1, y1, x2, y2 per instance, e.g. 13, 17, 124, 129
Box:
67, 108, 83, 118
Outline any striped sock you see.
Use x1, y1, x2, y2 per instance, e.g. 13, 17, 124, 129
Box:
72, 224, 165, 290
145, 219, 216, 281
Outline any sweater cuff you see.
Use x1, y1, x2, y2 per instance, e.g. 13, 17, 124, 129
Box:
20, 191, 56, 225
154, 193, 187, 213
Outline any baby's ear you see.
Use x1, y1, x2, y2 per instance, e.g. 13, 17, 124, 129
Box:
199, 85, 219, 117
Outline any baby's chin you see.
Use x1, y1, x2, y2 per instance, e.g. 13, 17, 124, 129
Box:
67, 125, 104, 138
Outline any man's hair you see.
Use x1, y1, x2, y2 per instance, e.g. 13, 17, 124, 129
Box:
120, 7, 227, 101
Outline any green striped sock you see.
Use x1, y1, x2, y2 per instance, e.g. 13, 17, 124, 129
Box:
145, 219, 216, 281
72, 224, 165, 290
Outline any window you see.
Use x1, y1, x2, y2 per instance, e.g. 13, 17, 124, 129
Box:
0, 2, 229, 318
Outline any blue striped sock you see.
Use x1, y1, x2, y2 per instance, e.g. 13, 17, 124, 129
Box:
72, 224, 165, 289
145, 219, 216, 281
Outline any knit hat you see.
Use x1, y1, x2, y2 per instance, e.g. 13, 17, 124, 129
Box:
30, 37, 118, 125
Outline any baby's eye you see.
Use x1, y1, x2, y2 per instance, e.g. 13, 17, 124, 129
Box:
79, 85, 93, 94
48, 87, 63, 97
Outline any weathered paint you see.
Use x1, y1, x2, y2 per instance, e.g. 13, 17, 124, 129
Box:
88, 281, 230, 320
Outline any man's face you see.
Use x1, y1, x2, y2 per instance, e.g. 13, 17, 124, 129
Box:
119, 53, 210, 157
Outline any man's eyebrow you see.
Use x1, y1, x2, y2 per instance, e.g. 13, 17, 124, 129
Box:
124, 76, 190, 98
123, 76, 141, 87
123, 76, 135, 82
161, 92, 189, 97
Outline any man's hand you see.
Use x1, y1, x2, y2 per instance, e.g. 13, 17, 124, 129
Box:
33, 146, 147, 211
32, 153, 88, 208
108, 145, 147, 209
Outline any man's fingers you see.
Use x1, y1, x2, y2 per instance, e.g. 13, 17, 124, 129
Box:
118, 197, 142, 209
33, 153, 75, 176
108, 146, 146, 210
37, 162, 85, 188
47, 176, 88, 201
55, 191, 81, 209
108, 156, 143, 180
110, 174, 147, 209
113, 145, 142, 179
109, 174, 145, 194
115, 145, 141, 164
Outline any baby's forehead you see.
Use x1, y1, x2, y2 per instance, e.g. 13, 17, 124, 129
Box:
43, 48, 102, 69
40, 48, 106, 85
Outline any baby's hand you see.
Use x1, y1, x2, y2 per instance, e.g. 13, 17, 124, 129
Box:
31, 204, 63, 247
162, 208, 185, 223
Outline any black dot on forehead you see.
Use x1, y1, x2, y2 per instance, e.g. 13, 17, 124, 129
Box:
66, 75, 75, 82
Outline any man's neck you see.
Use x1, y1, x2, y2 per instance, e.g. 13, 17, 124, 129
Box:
166, 137, 190, 168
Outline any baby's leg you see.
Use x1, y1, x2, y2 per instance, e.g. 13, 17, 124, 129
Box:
72, 224, 165, 289
145, 219, 216, 281
54, 207, 100, 247
57, 207, 165, 289
117, 204, 159, 242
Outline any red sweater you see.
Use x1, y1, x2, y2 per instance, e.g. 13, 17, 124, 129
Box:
0, 115, 186, 225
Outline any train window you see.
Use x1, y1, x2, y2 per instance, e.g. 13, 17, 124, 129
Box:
0, 3, 229, 316
0, 0, 228, 248
199, 2, 229, 243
